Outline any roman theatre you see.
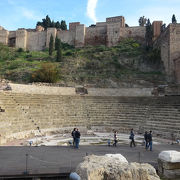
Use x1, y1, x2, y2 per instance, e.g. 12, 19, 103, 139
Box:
0, 82, 179, 145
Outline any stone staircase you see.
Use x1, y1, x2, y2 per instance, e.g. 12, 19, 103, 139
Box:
0, 92, 180, 144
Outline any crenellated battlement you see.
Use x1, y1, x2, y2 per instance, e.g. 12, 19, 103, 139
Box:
0, 15, 146, 50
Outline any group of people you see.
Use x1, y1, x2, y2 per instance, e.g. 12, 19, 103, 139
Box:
112, 129, 153, 151
71, 128, 81, 149
144, 130, 153, 151
71, 128, 153, 150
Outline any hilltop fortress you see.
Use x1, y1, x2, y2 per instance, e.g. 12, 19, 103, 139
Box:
0, 15, 180, 83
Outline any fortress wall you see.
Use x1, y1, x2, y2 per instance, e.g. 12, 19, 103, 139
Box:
0, 92, 179, 144
169, 24, 180, 83
154, 24, 180, 83
0, 30, 9, 45
107, 22, 122, 46
46, 28, 57, 48
121, 26, 146, 43
57, 30, 75, 46
27, 31, 46, 51
15, 29, 27, 50
106, 16, 125, 27
96, 22, 107, 27
75, 24, 86, 47
85, 25, 107, 46
8, 31, 16, 38
154, 26, 170, 76
69, 22, 80, 32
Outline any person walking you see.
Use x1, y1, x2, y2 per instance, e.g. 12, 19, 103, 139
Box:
75, 128, 81, 149
144, 131, 148, 150
113, 131, 118, 147
147, 130, 153, 151
71, 128, 76, 147
129, 129, 136, 147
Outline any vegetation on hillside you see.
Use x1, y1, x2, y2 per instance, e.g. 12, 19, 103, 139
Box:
0, 39, 165, 87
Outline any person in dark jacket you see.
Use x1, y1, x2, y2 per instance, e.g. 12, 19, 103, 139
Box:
113, 131, 117, 147
75, 129, 81, 149
144, 131, 148, 150
71, 128, 76, 147
129, 129, 136, 147
147, 130, 153, 151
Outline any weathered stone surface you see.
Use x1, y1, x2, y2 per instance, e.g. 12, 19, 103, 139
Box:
163, 168, 180, 179
158, 151, 180, 179
159, 151, 180, 163
76, 155, 160, 180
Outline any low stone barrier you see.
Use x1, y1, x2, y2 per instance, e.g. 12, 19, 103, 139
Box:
158, 151, 180, 179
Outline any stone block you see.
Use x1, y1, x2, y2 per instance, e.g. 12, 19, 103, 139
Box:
158, 151, 180, 179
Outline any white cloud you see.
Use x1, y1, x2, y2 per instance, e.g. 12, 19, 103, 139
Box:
21, 8, 41, 21
87, 0, 98, 23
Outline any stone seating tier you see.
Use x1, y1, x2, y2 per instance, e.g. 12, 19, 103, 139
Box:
0, 92, 180, 144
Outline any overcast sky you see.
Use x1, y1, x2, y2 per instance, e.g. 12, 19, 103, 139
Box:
0, 0, 179, 30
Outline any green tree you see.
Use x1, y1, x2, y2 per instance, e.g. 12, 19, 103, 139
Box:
61, 20, 67, 30
56, 38, 62, 62
55, 35, 59, 51
139, 16, 147, 26
51, 20, 55, 27
55, 21, 61, 29
172, 14, 177, 23
36, 16, 67, 30
42, 15, 51, 29
49, 34, 54, 56
145, 19, 153, 50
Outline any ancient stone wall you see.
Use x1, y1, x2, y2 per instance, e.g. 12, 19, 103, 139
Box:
174, 58, 180, 83
154, 26, 170, 76
69, 22, 80, 32
15, 29, 27, 50
0, 29, 9, 45
75, 24, 86, 47
27, 31, 46, 51
46, 28, 57, 48
154, 23, 180, 83
57, 30, 75, 46
169, 24, 180, 84
107, 22, 122, 46
121, 26, 146, 43
85, 25, 107, 46
9, 83, 153, 96
106, 16, 125, 27
152, 21, 163, 41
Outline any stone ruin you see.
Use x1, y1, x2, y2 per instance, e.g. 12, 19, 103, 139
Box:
158, 151, 180, 179
76, 154, 160, 180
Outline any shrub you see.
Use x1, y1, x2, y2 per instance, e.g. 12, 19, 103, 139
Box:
146, 48, 161, 64
95, 45, 107, 52
17, 48, 24, 52
64, 50, 73, 56
31, 62, 60, 83
61, 42, 74, 50
0, 43, 15, 61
